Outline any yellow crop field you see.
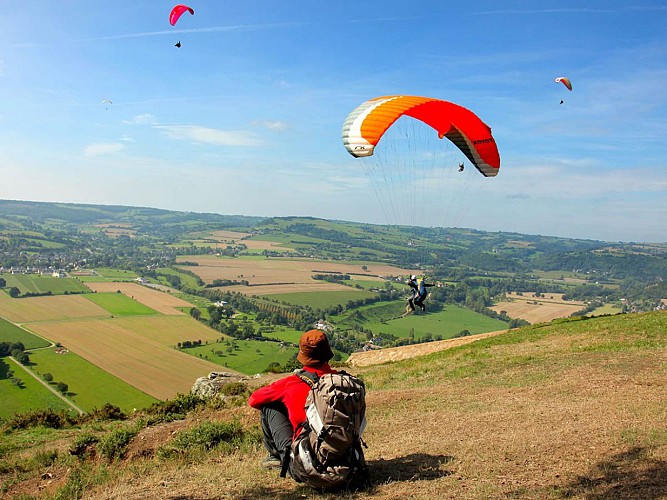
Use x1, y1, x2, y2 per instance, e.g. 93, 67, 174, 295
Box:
177, 255, 416, 288
85, 282, 191, 315
491, 292, 585, 324
0, 292, 109, 323
28, 316, 227, 399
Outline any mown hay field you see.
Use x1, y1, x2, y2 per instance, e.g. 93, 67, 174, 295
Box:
28, 316, 228, 399
176, 255, 416, 288
490, 291, 585, 324
0, 292, 109, 324
84, 282, 191, 315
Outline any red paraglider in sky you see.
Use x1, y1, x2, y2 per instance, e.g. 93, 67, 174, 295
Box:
170, 4, 194, 26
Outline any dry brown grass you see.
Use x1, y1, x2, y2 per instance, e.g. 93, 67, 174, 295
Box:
491, 292, 585, 324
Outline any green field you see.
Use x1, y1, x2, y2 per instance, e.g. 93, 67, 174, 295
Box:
27, 348, 157, 413
339, 301, 507, 341
182, 338, 298, 375
0, 357, 73, 420
156, 267, 202, 289
73, 268, 138, 282
258, 325, 303, 344
84, 292, 158, 316
262, 289, 376, 308
0, 317, 51, 349
589, 304, 623, 316
1, 274, 90, 295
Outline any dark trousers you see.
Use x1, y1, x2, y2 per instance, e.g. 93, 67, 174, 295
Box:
260, 403, 294, 461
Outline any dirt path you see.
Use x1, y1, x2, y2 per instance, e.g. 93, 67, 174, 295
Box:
8, 356, 85, 415
347, 329, 508, 367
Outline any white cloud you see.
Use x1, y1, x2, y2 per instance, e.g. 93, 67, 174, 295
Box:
120, 136, 135, 143
154, 125, 262, 146
83, 143, 125, 156
123, 114, 157, 125
253, 120, 288, 131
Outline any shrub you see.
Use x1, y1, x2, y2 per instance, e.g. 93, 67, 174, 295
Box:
4, 408, 77, 430
69, 433, 100, 459
220, 382, 249, 397
97, 427, 138, 462
83, 404, 126, 423
144, 393, 206, 422
158, 420, 258, 459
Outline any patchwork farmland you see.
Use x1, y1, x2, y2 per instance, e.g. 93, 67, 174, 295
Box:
176, 255, 417, 293
28, 316, 228, 399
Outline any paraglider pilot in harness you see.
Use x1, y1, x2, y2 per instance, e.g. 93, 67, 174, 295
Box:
413, 276, 435, 312
403, 275, 419, 316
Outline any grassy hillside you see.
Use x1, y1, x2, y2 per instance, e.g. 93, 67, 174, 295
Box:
1, 311, 664, 499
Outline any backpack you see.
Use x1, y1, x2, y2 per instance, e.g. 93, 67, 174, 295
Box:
281, 370, 369, 491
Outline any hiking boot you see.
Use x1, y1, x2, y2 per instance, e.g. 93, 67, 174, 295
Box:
260, 455, 282, 469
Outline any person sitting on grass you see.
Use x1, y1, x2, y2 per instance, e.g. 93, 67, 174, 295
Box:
248, 329, 337, 471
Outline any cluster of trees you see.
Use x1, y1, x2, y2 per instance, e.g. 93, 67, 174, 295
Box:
0, 342, 31, 365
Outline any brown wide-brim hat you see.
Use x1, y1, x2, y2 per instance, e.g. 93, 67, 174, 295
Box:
297, 329, 334, 366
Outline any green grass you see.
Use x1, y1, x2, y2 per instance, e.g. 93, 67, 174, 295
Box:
258, 325, 303, 344
340, 302, 507, 341
84, 293, 158, 316
0, 318, 51, 349
362, 311, 667, 391
1, 274, 90, 295
261, 289, 376, 308
155, 267, 202, 289
589, 304, 622, 316
27, 348, 157, 413
74, 268, 138, 283
0, 358, 73, 420
182, 338, 298, 375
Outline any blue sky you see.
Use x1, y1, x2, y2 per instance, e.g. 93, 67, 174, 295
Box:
1, 1, 666, 242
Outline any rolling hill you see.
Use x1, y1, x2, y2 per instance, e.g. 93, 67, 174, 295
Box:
1, 311, 664, 499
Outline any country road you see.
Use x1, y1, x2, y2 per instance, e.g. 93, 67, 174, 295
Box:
8, 356, 85, 415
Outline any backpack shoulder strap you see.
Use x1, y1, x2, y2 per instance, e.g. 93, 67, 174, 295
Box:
295, 369, 319, 388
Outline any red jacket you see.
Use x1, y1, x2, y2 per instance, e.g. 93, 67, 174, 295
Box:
248, 364, 337, 434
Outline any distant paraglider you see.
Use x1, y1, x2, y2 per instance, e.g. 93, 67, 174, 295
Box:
100, 99, 112, 110
555, 76, 573, 91
170, 4, 194, 26
555, 76, 572, 104
170, 4, 194, 47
